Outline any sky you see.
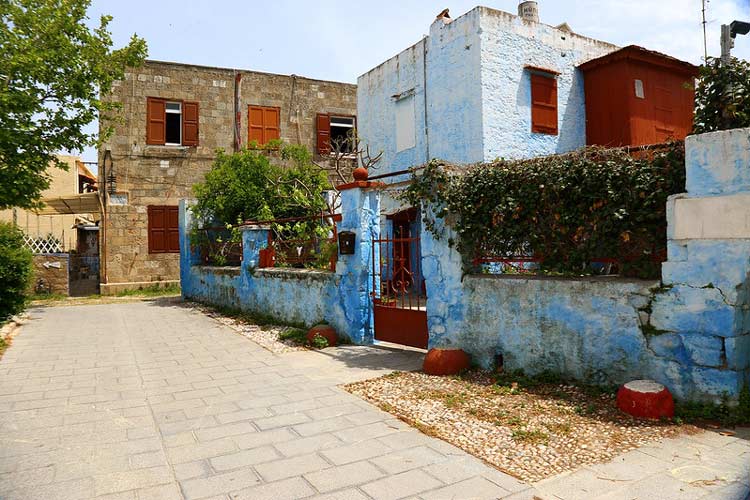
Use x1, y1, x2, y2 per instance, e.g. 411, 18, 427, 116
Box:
76, 0, 750, 163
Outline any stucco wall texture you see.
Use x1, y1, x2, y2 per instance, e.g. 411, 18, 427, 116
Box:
421, 128, 750, 402
179, 185, 380, 345
357, 6, 616, 174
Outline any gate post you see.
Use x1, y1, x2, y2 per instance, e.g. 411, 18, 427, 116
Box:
335, 172, 382, 344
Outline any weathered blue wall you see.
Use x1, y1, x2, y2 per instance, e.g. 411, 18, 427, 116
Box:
357, 6, 617, 173
420, 128, 750, 402
178, 184, 380, 344
477, 8, 613, 159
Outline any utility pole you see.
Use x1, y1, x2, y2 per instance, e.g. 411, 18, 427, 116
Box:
702, 0, 708, 63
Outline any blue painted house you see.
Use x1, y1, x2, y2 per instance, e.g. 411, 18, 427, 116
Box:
357, 4, 618, 177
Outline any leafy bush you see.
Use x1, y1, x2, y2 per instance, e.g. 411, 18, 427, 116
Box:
193, 145, 328, 225
403, 143, 685, 278
192, 144, 332, 267
693, 57, 750, 134
0, 222, 33, 321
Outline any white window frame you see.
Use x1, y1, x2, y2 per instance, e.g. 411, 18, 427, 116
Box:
165, 101, 182, 146
329, 116, 356, 156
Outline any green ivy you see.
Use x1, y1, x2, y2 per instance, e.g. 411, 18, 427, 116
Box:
693, 57, 750, 134
402, 143, 685, 278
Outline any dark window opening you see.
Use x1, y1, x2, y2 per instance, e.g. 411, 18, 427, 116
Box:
165, 102, 182, 145
329, 116, 356, 154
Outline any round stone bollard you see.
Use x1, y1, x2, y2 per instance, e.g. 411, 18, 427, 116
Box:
306, 324, 338, 348
616, 380, 675, 419
423, 348, 471, 376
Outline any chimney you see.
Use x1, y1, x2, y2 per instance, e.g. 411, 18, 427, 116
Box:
518, 1, 539, 23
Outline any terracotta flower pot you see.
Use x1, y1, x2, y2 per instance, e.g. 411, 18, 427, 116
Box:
306, 324, 337, 347
616, 380, 674, 419
423, 348, 470, 376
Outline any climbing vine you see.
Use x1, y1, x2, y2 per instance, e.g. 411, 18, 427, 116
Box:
693, 57, 750, 134
402, 143, 686, 278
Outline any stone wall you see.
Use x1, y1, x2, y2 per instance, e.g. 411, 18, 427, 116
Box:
100, 60, 356, 292
29, 254, 69, 296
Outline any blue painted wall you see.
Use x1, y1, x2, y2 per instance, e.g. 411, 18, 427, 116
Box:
357, 6, 616, 173
419, 128, 750, 402
179, 185, 380, 345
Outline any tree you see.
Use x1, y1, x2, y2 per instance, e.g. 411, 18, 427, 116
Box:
0, 221, 32, 321
693, 57, 750, 134
0, 0, 147, 209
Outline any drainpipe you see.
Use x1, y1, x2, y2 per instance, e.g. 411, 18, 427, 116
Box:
422, 36, 430, 164
234, 71, 242, 152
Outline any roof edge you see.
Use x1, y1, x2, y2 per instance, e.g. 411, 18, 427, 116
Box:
141, 59, 357, 87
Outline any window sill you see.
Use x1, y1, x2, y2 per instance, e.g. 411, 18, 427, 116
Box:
143, 145, 194, 158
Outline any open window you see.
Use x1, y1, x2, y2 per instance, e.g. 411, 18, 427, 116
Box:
528, 70, 558, 135
317, 114, 356, 155
146, 97, 199, 146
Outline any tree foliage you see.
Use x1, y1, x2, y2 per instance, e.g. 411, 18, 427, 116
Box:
403, 143, 686, 278
0, 0, 147, 209
693, 57, 750, 134
192, 145, 329, 225
0, 222, 32, 321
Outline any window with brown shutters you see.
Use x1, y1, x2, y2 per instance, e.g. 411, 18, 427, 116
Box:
145, 98, 199, 146
317, 114, 356, 155
148, 206, 180, 254
248, 105, 280, 146
530, 73, 558, 135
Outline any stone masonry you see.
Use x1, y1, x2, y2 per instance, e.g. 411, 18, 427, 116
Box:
28, 254, 69, 296
99, 60, 356, 293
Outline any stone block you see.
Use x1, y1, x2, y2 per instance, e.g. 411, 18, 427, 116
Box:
651, 286, 738, 337
680, 333, 724, 367
691, 366, 743, 400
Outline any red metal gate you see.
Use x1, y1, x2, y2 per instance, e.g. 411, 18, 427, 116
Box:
372, 236, 428, 349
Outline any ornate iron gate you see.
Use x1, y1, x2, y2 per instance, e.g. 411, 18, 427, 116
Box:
371, 236, 428, 349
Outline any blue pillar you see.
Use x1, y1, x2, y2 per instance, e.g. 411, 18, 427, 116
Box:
178, 200, 201, 297
336, 185, 380, 344
240, 225, 270, 270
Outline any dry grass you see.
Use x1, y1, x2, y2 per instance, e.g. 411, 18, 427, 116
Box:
345, 371, 699, 482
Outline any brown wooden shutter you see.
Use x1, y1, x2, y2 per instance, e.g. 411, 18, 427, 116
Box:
182, 101, 199, 146
316, 113, 331, 154
148, 206, 166, 253
248, 105, 280, 145
248, 106, 264, 145
530, 74, 558, 135
166, 206, 180, 252
146, 97, 166, 145
148, 206, 179, 253
264, 107, 280, 142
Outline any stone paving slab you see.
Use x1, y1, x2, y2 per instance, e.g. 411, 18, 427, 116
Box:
0, 301, 747, 500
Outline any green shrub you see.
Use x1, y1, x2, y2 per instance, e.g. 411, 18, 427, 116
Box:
693, 57, 750, 134
403, 142, 685, 278
0, 222, 33, 321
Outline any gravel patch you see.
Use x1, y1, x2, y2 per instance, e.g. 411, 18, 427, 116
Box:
183, 301, 306, 354
344, 371, 699, 482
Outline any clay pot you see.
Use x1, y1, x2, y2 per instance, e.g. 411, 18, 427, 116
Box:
616, 379, 674, 419
306, 324, 338, 347
423, 348, 470, 376
352, 167, 369, 181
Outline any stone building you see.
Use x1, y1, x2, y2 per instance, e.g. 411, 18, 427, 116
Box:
98, 60, 356, 294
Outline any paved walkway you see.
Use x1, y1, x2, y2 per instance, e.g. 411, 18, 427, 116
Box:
0, 301, 747, 500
